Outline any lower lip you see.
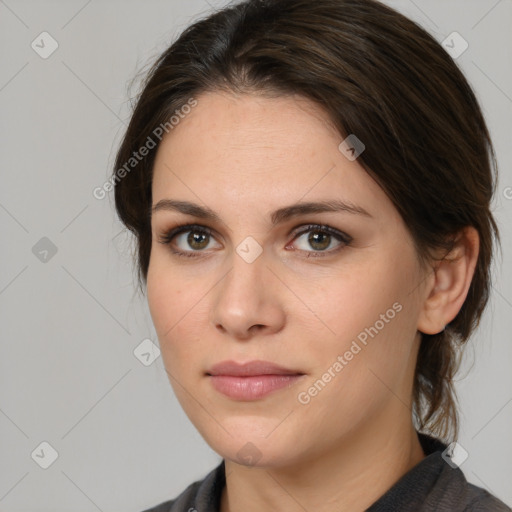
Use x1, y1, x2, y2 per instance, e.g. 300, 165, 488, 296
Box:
208, 374, 304, 400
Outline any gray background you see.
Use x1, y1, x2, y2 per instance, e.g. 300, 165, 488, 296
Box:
0, 0, 511, 510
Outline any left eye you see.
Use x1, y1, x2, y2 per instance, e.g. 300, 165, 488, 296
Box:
288, 225, 351, 254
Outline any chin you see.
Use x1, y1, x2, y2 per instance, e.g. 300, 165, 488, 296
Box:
199, 421, 304, 469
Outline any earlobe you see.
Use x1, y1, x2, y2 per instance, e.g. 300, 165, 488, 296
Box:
417, 227, 480, 335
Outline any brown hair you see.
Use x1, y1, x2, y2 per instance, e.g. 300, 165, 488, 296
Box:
112, 0, 500, 441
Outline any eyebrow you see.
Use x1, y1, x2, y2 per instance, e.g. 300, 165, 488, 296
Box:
151, 199, 372, 225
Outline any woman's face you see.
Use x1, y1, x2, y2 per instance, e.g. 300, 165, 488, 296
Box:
147, 91, 429, 467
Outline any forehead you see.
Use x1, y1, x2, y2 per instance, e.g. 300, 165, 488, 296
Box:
151, 91, 395, 225
154, 91, 339, 173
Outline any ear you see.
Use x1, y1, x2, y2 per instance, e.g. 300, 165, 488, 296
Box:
417, 227, 480, 335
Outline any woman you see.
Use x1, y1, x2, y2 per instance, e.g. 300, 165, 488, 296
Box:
112, 0, 510, 510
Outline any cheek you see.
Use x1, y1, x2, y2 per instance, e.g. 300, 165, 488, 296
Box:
146, 247, 192, 327
147, 262, 174, 335
300, 248, 422, 381
146, 254, 208, 370
147, 256, 182, 350
309, 261, 410, 341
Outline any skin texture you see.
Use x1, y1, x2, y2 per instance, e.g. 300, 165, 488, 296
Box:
146, 91, 479, 512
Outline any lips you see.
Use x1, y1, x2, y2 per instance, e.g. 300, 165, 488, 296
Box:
206, 360, 306, 400
206, 359, 305, 377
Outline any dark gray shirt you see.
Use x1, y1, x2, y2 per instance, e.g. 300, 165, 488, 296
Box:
141, 434, 511, 511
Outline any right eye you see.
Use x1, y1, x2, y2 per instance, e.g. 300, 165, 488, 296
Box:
157, 224, 222, 258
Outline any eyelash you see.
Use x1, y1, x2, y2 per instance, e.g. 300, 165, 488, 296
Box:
157, 223, 353, 260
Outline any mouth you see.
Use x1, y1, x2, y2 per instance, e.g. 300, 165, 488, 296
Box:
206, 360, 306, 400
206, 359, 305, 377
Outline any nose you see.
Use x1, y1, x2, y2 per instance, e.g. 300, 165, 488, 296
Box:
210, 246, 286, 340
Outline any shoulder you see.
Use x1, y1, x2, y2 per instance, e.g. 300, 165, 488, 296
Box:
420, 435, 510, 512
139, 481, 200, 512
465, 483, 511, 511
139, 460, 226, 512
433, 463, 511, 511
368, 434, 511, 511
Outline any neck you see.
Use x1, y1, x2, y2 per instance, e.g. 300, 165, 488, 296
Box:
220, 413, 425, 512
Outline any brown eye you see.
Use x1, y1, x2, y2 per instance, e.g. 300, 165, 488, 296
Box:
187, 231, 210, 250
289, 224, 352, 255
307, 231, 332, 251
157, 224, 221, 257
